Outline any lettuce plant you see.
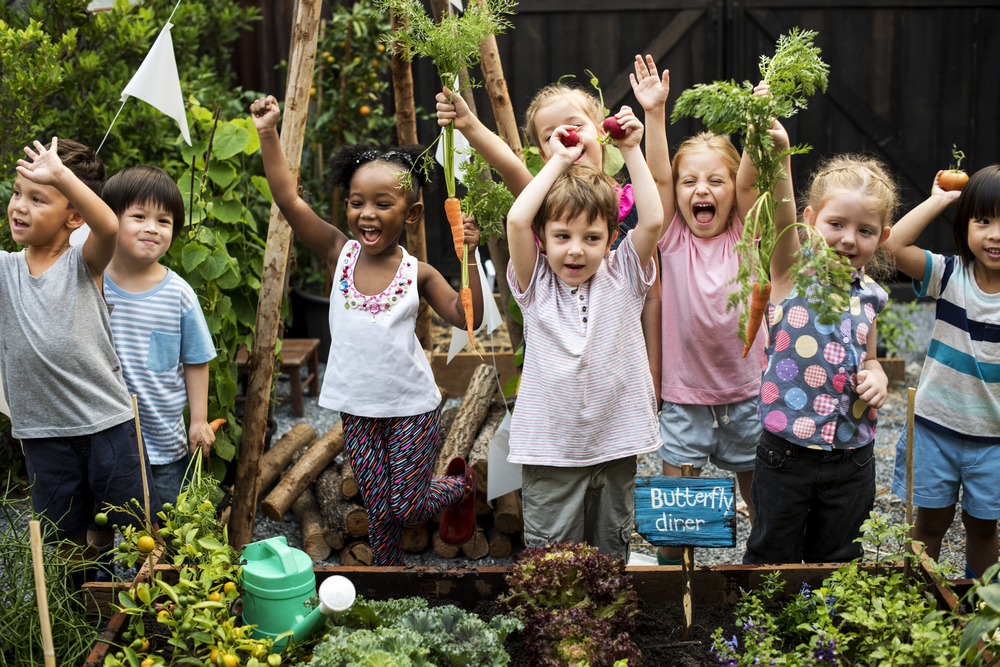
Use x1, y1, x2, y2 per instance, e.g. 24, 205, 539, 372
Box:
499, 542, 639, 666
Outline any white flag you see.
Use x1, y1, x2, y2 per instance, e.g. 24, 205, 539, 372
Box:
446, 248, 503, 362
121, 22, 191, 145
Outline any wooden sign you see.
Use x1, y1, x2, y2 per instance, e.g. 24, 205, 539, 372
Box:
634, 477, 737, 548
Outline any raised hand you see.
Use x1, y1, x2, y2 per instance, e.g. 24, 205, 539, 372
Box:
630, 55, 670, 113
250, 95, 281, 132
931, 171, 963, 205
16, 138, 67, 186
608, 106, 643, 151
436, 85, 473, 130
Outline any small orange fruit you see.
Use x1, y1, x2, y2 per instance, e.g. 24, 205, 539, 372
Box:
223, 581, 237, 595
222, 654, 239, 667
377, 44, 385, 52
141, 659, 155, 667
139, 638, 150, 652
359, 106, 370, 116
209, 591, 221, 602
136, 535, 155, 554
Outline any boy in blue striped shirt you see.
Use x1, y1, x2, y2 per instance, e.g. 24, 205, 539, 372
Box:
103, 165, 217, 506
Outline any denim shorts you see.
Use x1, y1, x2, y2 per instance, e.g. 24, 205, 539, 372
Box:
892, 421, 1000, 521
521, 455, 636, 561
151, 453, 192, 507
21, 419, 163, 541
658, 397, 761, 472
743, 430, 875, 565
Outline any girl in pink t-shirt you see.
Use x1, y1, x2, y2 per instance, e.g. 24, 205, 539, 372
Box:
632, 56, 769, 565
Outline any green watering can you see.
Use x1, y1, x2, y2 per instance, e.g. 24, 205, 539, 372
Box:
241, 536, 356, 649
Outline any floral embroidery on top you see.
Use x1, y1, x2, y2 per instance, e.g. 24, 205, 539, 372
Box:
339, 241, 412, 322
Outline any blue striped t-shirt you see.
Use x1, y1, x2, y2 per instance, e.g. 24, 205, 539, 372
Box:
104, 270, 216, 464
914, 251, 1000, 444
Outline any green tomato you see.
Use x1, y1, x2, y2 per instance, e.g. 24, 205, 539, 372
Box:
172, 607, 184, 620
161, 502, 173, 512
267, 654, 282, 667
94, 512, 108, 526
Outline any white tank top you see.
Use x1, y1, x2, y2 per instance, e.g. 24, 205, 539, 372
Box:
318, 241, 441, 418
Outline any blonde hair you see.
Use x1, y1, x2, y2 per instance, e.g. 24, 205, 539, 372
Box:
803, 154, 899, 279
671, 132, 741, 184
533, 164, 618, 240
524, 84, 606, 154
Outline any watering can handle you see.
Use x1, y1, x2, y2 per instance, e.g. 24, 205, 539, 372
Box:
261, 538, 299, 574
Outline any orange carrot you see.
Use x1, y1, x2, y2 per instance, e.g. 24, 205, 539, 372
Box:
209, 418, 227, 432
461, 287, 476, 353
743, 281, 771, 358
445, 197, 464, 260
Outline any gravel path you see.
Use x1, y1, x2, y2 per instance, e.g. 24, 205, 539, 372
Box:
252, 302, 975, 574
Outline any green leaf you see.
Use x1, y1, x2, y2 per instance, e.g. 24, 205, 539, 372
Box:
157, 578, 180, 605
207, 160, 237, 188
603, 145, 624, 177
199, 249, 230, 281
514, 342, 524, 367
208, 196, 243, 223
181, 242, 210, 273
216, 266, 241, 290
251, 175, 272, 203
118, 590, 137, 609
502, 372, 520, 399
960, 613, 998, 657
979, 585, 1000, 613
235, 117, 261, 155
507, 298, 523, 326
213, 436, 236, 462
136, 585, 151, 606
211, 122, 251, 160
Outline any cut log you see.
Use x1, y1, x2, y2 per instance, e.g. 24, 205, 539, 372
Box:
475, 490, 494, 517
316, 485, 368, 540
291, 488, 331, 561
438, 405, 459, 444
433, 364, 497, 477
494, 490, 523, 534
340, 457, 359, 500
402, 524, 429, 553
257, 423, 316, 501
460, 521, 488, 560
261, 422, 344, 521
469, 401, 506, 494
487, 525, 512, 558
431, 530, 460, 558
340, 541, 373, 567
323, 523, 344, 552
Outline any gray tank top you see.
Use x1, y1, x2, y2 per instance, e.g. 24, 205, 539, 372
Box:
0, 246, 133, 438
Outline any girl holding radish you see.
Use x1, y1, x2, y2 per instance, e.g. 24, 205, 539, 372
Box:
885, 165, 1000, 580
250, 96, 483, 565
743, 154, 897, 565
504, 104, 662, 560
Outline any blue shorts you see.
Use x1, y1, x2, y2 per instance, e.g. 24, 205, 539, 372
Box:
658, 397, 761, 473
892, 420, 1000, 521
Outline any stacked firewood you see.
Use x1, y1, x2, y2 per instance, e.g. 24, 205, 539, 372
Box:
245, 363, 522, 565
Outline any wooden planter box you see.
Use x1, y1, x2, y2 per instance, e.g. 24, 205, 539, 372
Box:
877, 357, 907, 384
82, 555, 961, 666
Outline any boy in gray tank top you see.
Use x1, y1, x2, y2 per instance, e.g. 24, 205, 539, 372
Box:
1, 138, 161, 577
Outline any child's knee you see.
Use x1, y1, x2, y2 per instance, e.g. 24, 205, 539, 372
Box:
961, 511, 999, 540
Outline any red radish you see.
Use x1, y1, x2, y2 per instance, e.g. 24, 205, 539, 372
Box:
561, 128, 579, 147
602, 116, 627, 140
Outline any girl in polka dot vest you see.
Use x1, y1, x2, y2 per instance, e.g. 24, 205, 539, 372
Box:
744, 155, 899, 565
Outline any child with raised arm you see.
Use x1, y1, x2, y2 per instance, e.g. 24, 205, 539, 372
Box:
744, 154, 897, 564
250, 95, 483, 565
505, 105, 662, 560
886, 166, 1000, 580
102, 165, 217, 506
0, 138, 161, 560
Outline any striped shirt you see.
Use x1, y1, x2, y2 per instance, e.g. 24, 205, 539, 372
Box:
913, 251, 1000, 444
506, 232, 660, 466
104, 270, 216, 464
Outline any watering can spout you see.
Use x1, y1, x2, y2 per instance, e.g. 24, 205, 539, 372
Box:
288, 575, 358, 647
289, 605, 329, 644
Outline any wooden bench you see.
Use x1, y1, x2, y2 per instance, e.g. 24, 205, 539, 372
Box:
235, 338, 320, 417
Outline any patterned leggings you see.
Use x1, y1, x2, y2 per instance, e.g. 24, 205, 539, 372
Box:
341, 409, 465, 566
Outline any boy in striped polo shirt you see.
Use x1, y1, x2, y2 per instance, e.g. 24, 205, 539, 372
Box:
103, 165, 217, 507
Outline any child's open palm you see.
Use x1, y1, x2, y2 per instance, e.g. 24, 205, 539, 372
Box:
16, 138, 67, 186
630, 55, 669, 113
250, 95, 281, 132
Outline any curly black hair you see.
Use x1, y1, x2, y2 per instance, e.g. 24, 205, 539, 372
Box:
328, 142, 432, 205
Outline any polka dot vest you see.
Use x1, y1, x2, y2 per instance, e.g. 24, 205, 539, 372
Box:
757, 271, 888, 450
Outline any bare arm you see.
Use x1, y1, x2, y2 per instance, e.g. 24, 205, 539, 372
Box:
250, 96, 346, 264
882, 172, 960, 281
436, 86, 534, 196
630, 55, 673, 237
184, 362, 215, 458
420, 215, 484, 330
857, 322, 888, 408
613, 107, 664, 269
642, 272, 662, 409
764, 121, 798, 300
735, 82, 771, 223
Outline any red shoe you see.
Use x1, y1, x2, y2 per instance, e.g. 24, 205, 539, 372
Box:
438, 457, 476, 545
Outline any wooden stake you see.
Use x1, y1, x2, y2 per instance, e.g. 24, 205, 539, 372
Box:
904, 387, 916, 581
29, 521, 56, 667
229, 0, 323, 551
131, 395, 152, 535
681, 463, 695, 639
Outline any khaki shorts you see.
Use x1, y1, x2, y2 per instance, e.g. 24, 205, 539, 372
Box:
521, 455, 636, 560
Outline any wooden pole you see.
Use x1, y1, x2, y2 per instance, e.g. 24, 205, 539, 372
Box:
131, 395, 152, 535
904, 386, 916, 581
390, 9, 431, 351
29, 521, 56, 667
681, 463, 695, 639
229, 0, 323, 551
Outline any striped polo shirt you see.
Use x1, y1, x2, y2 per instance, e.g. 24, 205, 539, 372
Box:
913, 251, 1000, 444
506, 232, 660, 466
104, 270, 216, 464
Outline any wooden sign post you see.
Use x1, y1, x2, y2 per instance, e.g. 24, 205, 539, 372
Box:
634, 472, 737, 637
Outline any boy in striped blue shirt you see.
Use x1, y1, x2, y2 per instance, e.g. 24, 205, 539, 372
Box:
103, 165, 217, 506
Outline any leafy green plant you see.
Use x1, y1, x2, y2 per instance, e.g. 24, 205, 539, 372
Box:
499, 542, 640, 667
875, 297, 921, 358
710, 512, 974, 667
309, 596, 522, 667
457, 147, 514, 244
960, 562, 1000, 661
672, 29, 851, 346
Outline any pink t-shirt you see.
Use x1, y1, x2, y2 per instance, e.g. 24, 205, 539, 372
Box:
658, 211, 767, 405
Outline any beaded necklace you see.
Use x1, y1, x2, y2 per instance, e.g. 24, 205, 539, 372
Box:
339, 241, 413, 323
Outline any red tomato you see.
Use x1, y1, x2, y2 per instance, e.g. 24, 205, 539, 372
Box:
939, 170, 969, 192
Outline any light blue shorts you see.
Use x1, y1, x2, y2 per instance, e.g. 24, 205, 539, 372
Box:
658, 397, 761, 473
892, 421, 1000, 520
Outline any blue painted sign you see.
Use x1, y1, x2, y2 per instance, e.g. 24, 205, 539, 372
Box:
634, 477, 737, 548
